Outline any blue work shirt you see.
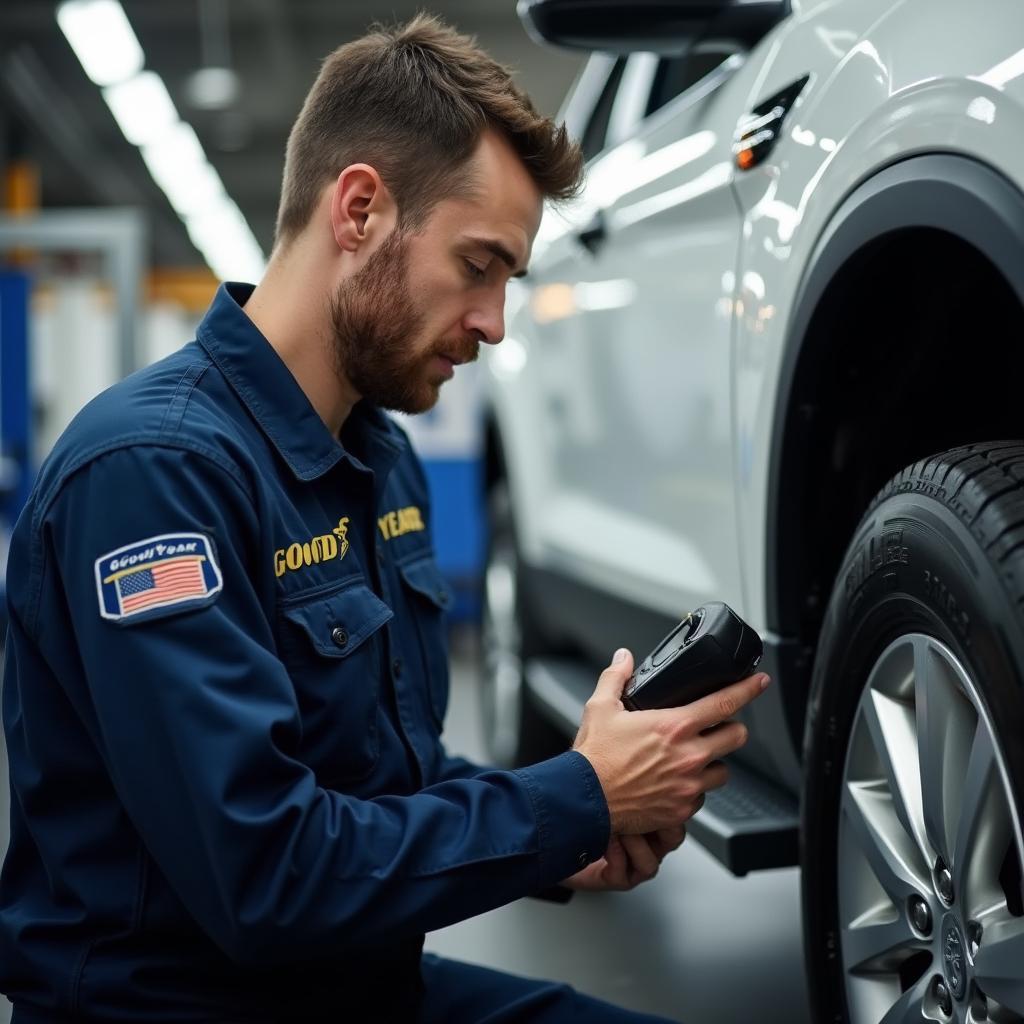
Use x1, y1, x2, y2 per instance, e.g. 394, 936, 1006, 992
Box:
0, 283, 610, 1021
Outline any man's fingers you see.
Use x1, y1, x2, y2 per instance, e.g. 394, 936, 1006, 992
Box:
701, 761, 730, 793
603, 837, 630, 888
620, 834, 659, 880
649, 824, 686, 857
592, 648, 634, 703
605, 836, 626, 872
698, 720, 750, 762
686, 673, 770, 730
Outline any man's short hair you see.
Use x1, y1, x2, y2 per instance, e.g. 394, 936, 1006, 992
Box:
275, 13, 584, 246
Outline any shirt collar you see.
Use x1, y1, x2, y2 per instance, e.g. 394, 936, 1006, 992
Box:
196, 282, 405, 482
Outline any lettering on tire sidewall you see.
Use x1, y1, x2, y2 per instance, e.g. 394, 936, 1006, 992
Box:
922, 568, 972, 644
844, 518, 973, 649
844, 527, 909, 613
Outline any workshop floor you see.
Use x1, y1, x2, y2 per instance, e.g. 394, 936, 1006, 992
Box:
425, 629, 812, 1023
0, 630, 812, 1023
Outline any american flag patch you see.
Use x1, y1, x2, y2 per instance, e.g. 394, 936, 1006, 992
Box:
95, 533, 222, 622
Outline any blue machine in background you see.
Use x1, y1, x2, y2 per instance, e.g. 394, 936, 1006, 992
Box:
420, 456, 484, 623
395, 372, 485, 625
0, 270, 32, 636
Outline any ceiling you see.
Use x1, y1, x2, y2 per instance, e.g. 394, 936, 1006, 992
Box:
0, 0, 584, 268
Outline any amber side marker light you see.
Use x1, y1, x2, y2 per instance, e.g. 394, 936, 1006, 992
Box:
736, 147, 757, 171
733, 75, 811, 172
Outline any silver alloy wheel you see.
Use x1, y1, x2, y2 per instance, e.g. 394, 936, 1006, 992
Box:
839, 634, 1024, 1023
480, 526, 523, 767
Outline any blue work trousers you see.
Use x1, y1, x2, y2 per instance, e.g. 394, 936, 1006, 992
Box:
8, 957, 683, 1023
417, 954, 682, 1024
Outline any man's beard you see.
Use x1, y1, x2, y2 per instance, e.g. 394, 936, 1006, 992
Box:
329, 229, 477, 415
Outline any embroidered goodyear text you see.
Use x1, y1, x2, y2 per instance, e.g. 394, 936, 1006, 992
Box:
378, 506, 425, 541
275, 518, 351, 578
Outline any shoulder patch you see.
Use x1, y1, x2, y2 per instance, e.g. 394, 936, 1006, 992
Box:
94, 532, 223, 622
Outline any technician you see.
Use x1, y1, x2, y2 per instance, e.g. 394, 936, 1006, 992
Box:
0, 15, 768, 1022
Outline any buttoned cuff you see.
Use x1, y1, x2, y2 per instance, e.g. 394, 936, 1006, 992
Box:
513, 749, 610, 890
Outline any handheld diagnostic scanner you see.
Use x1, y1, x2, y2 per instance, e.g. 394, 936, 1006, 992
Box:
622, 602, 763, 711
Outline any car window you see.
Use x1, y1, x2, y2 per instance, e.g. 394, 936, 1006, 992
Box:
646, 46, 740, 118
580, 58, 627, 162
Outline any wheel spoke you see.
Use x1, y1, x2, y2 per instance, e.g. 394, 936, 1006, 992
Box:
914, 638, 973, 867
844, 909, 925, 974
952, 721, 1012, 916
840, 634, 1024, 1024
974, 896, 1010, 932
973, 916, 1024, 1015
878, 972, 931, 1024
863, 683, 930, 865
843, 780, 931, 907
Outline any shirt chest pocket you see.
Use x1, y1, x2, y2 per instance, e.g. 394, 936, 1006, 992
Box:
396, 556, 452, 729
278, 584, 393, 785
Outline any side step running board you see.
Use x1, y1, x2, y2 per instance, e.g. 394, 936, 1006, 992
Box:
524, 656, 800, 877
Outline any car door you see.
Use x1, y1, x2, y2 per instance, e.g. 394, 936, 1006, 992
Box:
527, 46, 751, 628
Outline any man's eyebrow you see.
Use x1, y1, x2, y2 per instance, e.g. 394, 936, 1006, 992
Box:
465, 236, 529, 278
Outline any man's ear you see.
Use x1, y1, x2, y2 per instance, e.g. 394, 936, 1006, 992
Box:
329, 164, 396, 254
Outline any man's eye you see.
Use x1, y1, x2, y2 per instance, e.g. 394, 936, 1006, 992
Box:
464, 260, 486, 281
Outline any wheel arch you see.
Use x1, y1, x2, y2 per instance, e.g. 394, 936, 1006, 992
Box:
767, 153, 1024, 741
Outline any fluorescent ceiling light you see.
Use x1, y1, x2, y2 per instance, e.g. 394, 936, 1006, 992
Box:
57, 0, 144, 87
142, 119, 266, 281
58, 0, 265, 282
141, 123, 227, 218
166, 160, 227, 220
102, 72, 178, 147
186, 199, 266, 283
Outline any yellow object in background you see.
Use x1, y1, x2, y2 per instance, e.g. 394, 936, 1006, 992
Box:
3, 159, 40, 267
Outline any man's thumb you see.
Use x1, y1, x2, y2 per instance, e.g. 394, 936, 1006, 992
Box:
594, 648, 633, 701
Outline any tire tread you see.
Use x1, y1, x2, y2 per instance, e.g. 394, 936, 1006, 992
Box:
868, 440, 1024, 611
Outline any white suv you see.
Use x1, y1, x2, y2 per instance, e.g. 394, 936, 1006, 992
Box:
480, 1, 1024, 1020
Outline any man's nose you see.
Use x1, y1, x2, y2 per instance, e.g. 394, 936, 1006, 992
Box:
464, 292, 505, 345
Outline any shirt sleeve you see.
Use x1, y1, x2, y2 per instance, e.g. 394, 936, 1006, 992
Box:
43, 444, 609, 964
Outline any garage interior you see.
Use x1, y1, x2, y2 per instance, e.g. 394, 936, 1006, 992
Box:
11, 1, 1023, 1022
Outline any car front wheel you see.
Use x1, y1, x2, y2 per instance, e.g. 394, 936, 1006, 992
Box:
479, 481, 565, 768
803, 443, 1024, 1023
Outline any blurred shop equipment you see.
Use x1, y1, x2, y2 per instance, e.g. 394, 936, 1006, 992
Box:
186, 0, 241, 113
0, 271, 31, 637
0, 207, 148, 624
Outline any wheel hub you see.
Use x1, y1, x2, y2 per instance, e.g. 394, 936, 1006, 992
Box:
941, 916, 968, 1002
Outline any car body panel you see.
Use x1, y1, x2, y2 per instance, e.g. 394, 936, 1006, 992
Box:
519, 55, 752, 622
483, 0, 1024, 791
735, 0, 1024, 631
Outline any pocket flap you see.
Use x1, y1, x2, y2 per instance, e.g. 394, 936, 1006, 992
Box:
281, 585, 393, 658
398, 557, 452, 610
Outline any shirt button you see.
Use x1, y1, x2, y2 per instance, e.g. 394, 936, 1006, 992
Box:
577, 852, 590, 869
331, 626, 349, 649
392, 657, 403, 678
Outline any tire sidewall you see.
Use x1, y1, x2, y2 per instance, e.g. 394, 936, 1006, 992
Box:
802, 485, 1024, 1022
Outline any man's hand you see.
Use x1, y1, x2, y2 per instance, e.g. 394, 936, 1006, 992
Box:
564, 825, 686, 892
573, 648, 769, 835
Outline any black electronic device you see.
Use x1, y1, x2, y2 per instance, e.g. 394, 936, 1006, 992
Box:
622, 602, 763, 711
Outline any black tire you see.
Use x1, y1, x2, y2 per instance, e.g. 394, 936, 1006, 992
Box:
803, 442, 1024, 1023
479, 481, 567, 768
